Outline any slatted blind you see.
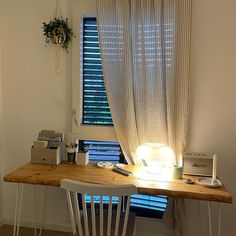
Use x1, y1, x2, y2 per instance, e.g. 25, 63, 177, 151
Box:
82, 17, 113, 125
83, 140, 121, 164
130, 194, 167, 218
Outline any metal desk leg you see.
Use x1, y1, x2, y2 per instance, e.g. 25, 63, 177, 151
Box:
13, 184, 24, 236
208, 202, 212, 236
208, 202, 222, 236
34, 185, 39, 236
218, 203, 222, 236
34, 185, 47, 236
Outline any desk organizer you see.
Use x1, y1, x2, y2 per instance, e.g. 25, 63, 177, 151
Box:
76, 151, 89, 166
31, 142, 64, 165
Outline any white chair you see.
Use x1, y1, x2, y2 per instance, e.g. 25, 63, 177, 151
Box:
61, 179, 137, 236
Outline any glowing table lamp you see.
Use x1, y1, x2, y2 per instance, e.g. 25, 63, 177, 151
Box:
136, 143, 175, 174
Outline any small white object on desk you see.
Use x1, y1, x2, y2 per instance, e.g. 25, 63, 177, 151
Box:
212, 154, 217, 182
197, 177, 222, 188
76, 152, 89, 166
97, 162, 114, 169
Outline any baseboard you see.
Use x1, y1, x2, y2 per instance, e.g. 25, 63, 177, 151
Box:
3, 219, 72, 233
136, 232, 171, 236
3, 217, 173, 236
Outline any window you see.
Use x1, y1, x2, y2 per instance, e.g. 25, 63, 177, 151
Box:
82, 17, 112, 126
82, 140, 123, 164
80, 16, 167, 219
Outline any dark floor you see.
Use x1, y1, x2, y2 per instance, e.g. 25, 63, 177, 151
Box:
0, 225, 71, 236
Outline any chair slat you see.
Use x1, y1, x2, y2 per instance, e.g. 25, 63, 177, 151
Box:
91, 195, 96, 236
82, 193, 89, 236
114, 196, 122, 236
100, 196, 103, 236
122, 196, 131, 236
73, 192, 83, 236
66, 191, 77, 235
107, 196, 113, 236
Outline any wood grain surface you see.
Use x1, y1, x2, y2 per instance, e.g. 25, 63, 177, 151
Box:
4, 162, 232, 203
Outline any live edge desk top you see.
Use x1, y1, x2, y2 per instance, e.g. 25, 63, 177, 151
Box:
4, 162, 232, 204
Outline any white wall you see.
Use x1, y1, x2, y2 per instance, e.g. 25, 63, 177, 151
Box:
187, 0, 236, 235
0, 0, 236, 235
0, 0, 73, 229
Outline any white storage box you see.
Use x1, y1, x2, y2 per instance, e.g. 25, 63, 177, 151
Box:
183, 152, 213, 176
31, 142, 64, 165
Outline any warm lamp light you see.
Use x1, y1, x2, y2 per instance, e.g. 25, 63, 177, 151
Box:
136, 143, 175, 173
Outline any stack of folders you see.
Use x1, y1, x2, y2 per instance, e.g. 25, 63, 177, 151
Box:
36, 130, 64, 149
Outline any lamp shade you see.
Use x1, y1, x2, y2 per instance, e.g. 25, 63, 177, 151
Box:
136, 143, 175, 169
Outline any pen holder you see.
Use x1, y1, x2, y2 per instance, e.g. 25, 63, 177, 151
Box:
66, 147, 77, 163
173, 165, 183, 179
76, 151, 89, 166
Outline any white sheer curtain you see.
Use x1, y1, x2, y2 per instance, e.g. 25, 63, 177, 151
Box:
96, 1, 191, 235
96, 0, 192, 166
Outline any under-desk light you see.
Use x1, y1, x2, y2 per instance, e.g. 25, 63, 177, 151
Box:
136, 143, 175, 175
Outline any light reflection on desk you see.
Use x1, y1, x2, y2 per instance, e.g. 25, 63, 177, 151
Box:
134, 167, 173, 183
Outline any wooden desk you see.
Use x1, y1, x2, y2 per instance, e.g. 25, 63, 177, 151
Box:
4, 162, 232, 203
4, 162, 232, 236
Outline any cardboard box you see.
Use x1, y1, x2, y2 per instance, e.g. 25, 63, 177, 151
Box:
31, 142, 64, 165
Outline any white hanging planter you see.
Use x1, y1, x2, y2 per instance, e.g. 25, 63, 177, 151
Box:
42, 0, 74, 72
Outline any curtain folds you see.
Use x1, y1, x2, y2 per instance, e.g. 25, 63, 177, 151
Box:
96, 0, 191, 235
96, 0, 192, 166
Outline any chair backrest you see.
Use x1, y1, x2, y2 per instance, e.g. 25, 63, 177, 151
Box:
61, 179, 137, 236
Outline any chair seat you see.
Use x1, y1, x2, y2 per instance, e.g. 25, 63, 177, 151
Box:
80, 210, 136, 236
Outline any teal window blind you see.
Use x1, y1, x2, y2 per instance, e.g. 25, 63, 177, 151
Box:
82, 17, 113, 125
83, 140, 122, 164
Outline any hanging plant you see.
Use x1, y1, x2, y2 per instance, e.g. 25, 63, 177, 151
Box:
42, 17, 74, 53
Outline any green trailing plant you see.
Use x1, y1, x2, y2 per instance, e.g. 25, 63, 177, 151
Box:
42, 17, 74, 53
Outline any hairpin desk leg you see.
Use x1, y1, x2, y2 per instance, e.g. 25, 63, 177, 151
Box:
208, 202, 222, 236
33, 185, 47, 236
38, 186, 47, 236
13, 184, 24, 236
34, 185, 37, 236
218, 203, 222, 236
208, 202, 212, 236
